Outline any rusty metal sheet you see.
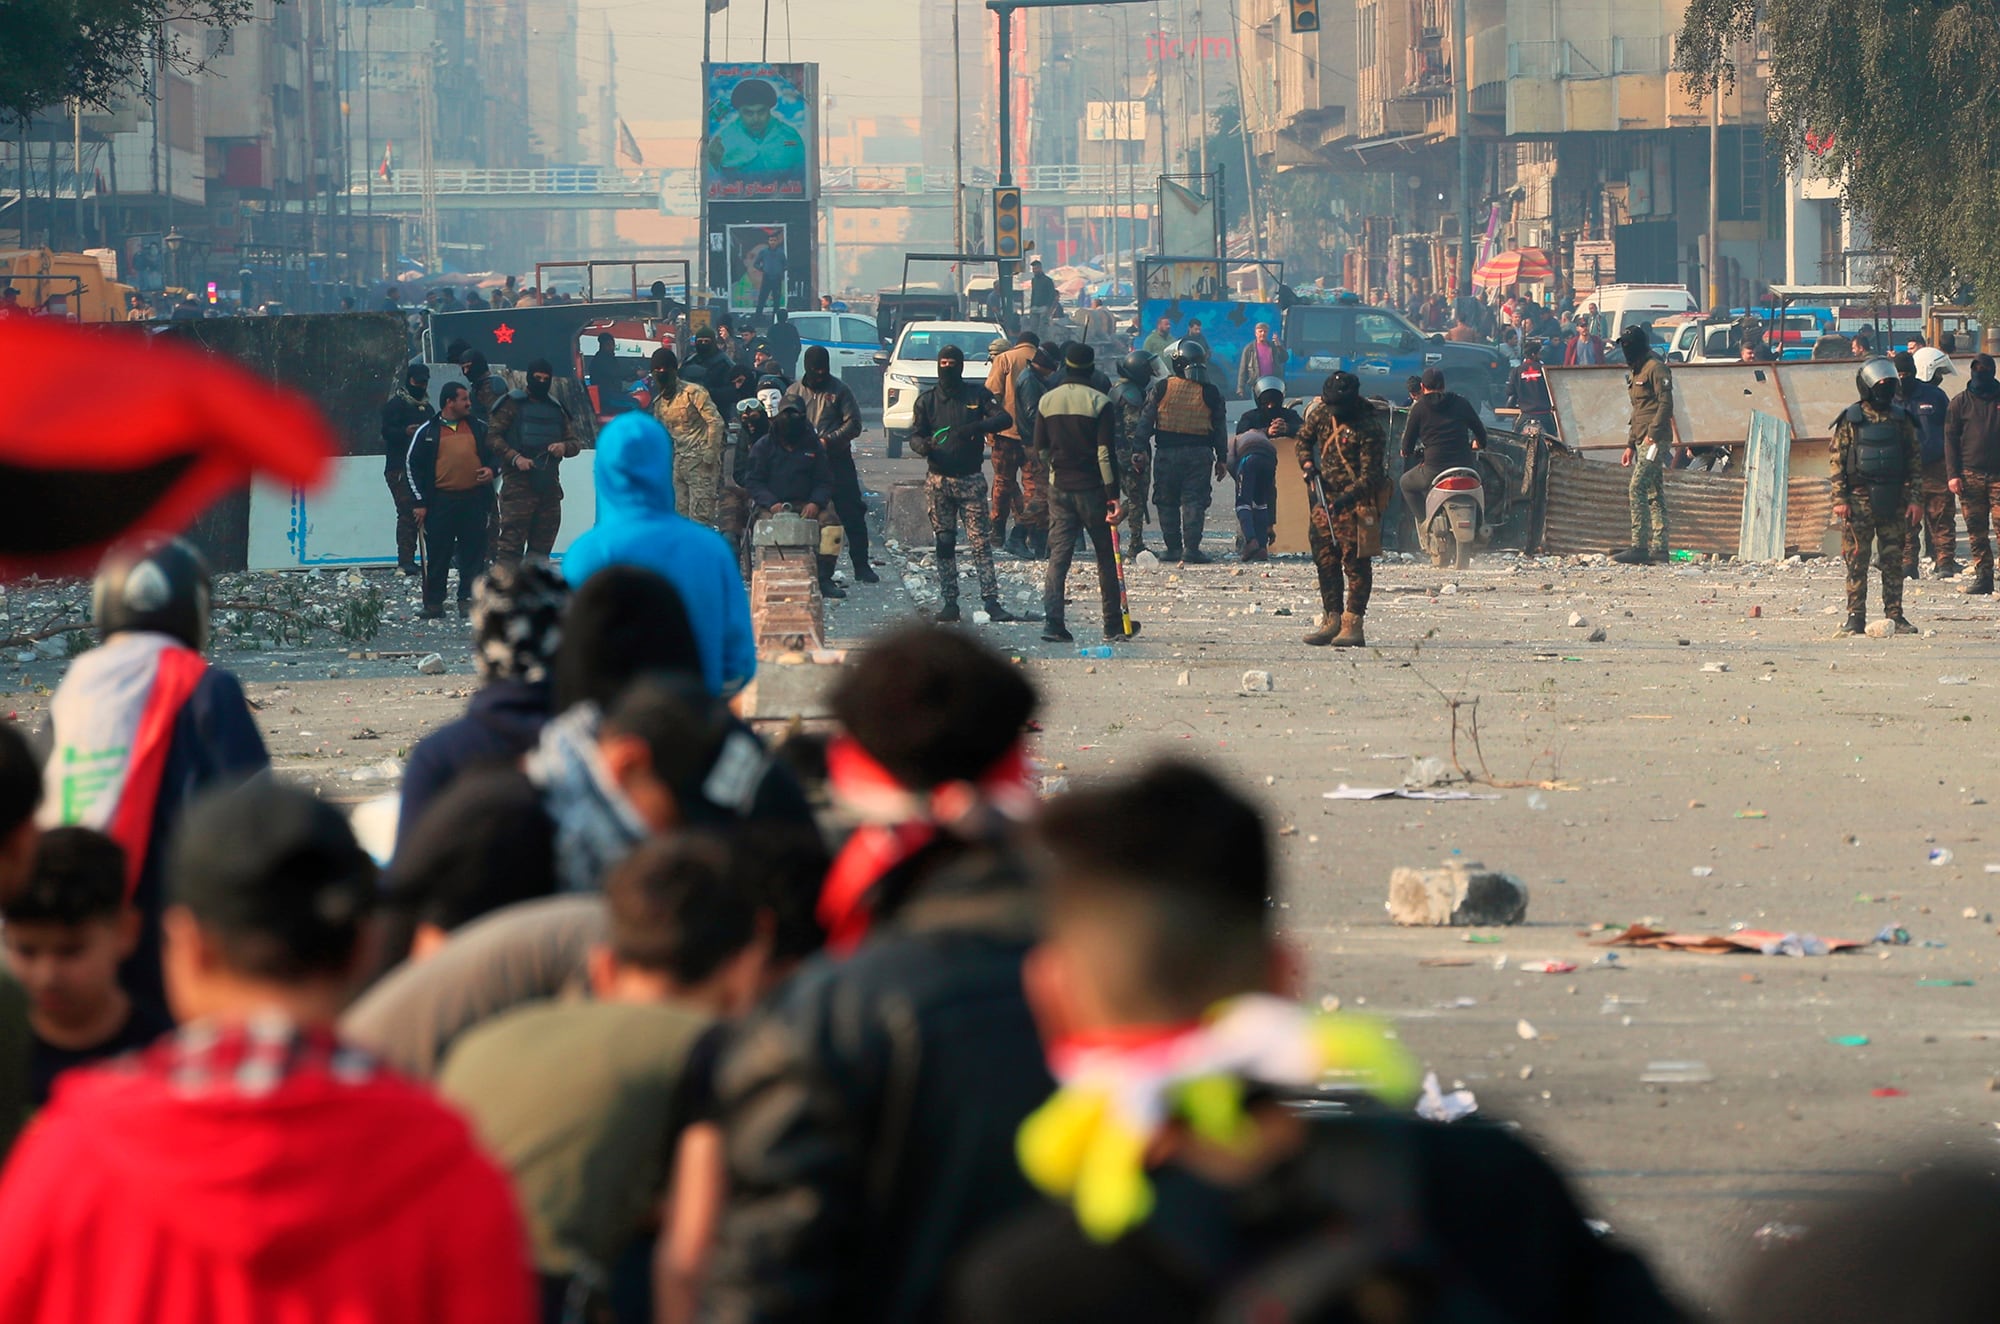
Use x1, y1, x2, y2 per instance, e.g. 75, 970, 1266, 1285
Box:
1546, 359, 1971, 452
1540, 450, 1834, 556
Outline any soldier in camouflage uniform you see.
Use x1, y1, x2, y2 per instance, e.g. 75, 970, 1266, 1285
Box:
646, 348, 726, 529
488, 358, 584, 564
1294, 371, 1387, 648
1613, 324, 1672, 564
1832, 357, 1924, 635
1109, 350, 1155, 554
909, 344, 1021, 624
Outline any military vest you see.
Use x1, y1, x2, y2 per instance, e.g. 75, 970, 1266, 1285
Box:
512, 396, 568, 456
1846, 405, 1907, 483
1155, 376, 1214, 437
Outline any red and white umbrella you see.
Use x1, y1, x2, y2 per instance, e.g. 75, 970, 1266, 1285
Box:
1473, 248, 1555, 289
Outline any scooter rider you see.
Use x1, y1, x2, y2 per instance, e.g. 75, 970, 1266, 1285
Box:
1398, 367, 1488, 526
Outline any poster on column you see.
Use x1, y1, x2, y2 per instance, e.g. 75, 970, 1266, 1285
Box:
726, 222, 790, 312
702, 63, 818, 202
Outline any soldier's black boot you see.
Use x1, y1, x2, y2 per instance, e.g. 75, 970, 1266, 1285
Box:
817, 554, 847, 599
1611, 546, 1650, 565
984, 596, 1024, 623
1892, 614, 1919, 634
1837, 610, 1865, 636
1181, 512, 1211, 564
1963, 566, 1993, 595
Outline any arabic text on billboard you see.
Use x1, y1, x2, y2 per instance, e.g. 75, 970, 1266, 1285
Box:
704, 63, 812, 202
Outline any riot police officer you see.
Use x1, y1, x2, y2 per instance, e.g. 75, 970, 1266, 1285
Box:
1832, 357, 1924, 635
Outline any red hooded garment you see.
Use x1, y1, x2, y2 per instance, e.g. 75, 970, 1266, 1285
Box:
0, 1023, 536, 1324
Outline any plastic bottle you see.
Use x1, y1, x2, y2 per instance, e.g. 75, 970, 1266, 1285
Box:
1670, 549, 1695, 562
1077, 645, 1114, 659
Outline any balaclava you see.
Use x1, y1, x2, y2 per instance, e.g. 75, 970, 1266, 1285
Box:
526, 358, 554, 401
803, 345, 831, 387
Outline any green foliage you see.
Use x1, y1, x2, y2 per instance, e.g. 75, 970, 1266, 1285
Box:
333, 584, 386, 644
1677, 0, 2000, 314
0, 0, 258, 127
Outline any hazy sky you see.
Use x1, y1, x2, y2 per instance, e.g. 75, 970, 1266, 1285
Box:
580, 0, 925, 129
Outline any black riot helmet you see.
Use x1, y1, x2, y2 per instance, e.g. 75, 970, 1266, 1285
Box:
92, 535, 212, 651
1168, 339, 1207, 377
1118, 349, 1155, 385
1856, 356, 1898, 408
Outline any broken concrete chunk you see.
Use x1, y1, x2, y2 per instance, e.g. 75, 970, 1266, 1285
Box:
1586, 627, 1607, 643
416, 652, 446, 675
1864, 618, 1896, 639
1568, 612, 1588, 628
1241, 669, 1273, 693
1387, 861, 1529, 927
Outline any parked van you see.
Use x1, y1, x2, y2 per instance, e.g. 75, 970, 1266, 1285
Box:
1577, 284, 1697, 344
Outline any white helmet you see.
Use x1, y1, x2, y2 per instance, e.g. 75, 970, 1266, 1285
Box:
1912, 346, 1955, 383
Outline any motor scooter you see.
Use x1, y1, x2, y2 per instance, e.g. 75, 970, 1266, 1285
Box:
1420, 465, 1487, 570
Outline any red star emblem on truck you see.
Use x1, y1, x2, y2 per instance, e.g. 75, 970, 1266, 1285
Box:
493, 323, 516, 344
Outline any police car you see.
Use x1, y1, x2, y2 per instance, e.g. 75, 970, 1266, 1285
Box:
786, 310, 881, 381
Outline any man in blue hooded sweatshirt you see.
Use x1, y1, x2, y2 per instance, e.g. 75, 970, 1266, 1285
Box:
561, 413, 757, 696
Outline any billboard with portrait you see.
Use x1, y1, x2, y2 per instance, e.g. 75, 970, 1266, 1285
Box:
703, 63, 816, 202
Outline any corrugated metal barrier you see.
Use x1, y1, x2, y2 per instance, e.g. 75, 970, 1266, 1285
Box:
1539, 451, 1833, 557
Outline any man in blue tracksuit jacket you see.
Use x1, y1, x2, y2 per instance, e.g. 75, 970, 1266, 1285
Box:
561, 412, 757, 696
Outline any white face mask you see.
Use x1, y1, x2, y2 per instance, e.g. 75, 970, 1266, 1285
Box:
758, 388, 783, 414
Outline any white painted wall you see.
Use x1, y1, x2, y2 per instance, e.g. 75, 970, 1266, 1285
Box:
247, 455, 600, 570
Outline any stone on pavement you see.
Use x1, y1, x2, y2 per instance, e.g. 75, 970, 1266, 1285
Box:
1387, 861, 1529, 927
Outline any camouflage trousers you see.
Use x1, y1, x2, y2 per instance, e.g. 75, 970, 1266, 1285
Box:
1841, 493, 1908, 618
675, 433, 723, 529
384, 470, 420, 571
495, 477, 563, 564
1151, 446, 1215, 557
1308, 506, 1372, 617
1114, 442, 1151, 549
1906, 461, 1956, 571
1629, 452, 1668, 555
927, 472, 999, 607
1956, 469, 2000, 575
989, 437, 1048, 532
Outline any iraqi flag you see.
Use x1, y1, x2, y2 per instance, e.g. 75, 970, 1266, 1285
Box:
379, 141, 393, 179
0, 317, 335, 577
617, 118, 644, 165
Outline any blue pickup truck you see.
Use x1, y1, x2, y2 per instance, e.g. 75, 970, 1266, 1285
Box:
1281, 303, 1509, 410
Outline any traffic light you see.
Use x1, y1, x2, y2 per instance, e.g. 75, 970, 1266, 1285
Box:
993, 186, 1022, 259
1289, 0, 1319, 33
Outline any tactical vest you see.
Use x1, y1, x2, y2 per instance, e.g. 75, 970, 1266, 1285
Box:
1846, 405, 1906, 482
513, 396, 568, 457
1154, 376, 1213, 438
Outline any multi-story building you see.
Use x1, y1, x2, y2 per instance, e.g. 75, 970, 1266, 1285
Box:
1235, 0, 1787, 309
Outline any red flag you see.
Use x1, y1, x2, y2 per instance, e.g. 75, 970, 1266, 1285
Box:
0, 318, 335, 577
379, 141, 393, 179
